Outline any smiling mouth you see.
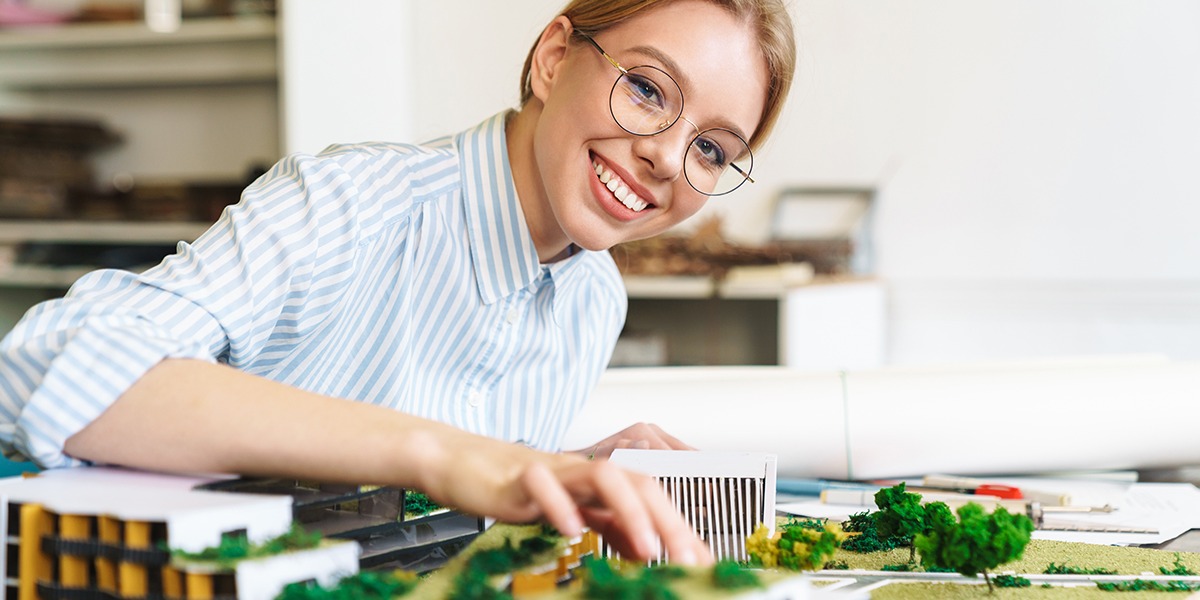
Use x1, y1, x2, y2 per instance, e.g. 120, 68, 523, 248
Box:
592, 158, 653, 213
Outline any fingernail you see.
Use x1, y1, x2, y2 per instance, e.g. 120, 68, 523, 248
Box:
565, 515, 583, 537
642, 532, 659, 558
674, 547, 696, 566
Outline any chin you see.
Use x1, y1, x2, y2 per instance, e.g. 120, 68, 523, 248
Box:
570, 233, 621, 253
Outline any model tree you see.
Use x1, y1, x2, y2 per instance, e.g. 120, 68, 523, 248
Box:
923, 500, 955, 532
746, 522, 845, 571
873, 482, 941, 563
914, 502, 1035, 593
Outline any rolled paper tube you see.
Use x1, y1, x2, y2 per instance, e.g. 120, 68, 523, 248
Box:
564, 357, 1200, 479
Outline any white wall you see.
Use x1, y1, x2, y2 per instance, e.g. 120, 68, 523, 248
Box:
280, 1, 416, 155
406, 2, 560, 142
284, 0, 1200, 365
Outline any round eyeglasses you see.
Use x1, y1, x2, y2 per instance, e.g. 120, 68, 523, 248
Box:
576, 31, 755, 197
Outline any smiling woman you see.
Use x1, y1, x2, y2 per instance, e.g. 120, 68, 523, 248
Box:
0, 0, 795, 570
508, 0, 793, 258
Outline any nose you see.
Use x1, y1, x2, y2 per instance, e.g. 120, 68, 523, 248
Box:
631, 117, 698, 182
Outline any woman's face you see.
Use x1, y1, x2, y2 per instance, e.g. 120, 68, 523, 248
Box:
529, 0, 770, 253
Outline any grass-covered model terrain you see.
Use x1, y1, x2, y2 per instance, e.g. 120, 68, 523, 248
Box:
187, 482, 1200, 599
790, 484, 1200, 598
267, 516, 1200, 599
277, 523, 805, 600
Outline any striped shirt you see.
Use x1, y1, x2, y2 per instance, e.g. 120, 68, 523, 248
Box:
0, 112, 627, 468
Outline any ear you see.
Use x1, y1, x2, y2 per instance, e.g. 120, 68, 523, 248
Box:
528, 16, 574, 103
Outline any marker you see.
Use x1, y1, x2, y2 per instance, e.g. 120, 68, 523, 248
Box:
922, 475, 1072, 507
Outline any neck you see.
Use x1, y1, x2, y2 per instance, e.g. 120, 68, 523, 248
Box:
506, 106, 572, 262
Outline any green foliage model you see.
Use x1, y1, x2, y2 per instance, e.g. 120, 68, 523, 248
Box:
993, 574, 1032, 588
582, 557, 686, 600
783, 517, 827, 531
1160, 553, 1197, 576
1044, 562, 1116, 575
1095, 579, 1200, 592
914, 502, 1035, 593
404, 489, 442, 517
873, 483, 954, 563
450, 532, 561, 600
746, 521, 845, 571
171, 523, 322, 568
277, 571, 418, 600
710, 560, 762, 590
840, 511, 901, 553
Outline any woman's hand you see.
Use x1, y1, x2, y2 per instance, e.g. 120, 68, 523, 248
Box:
417, 434, 712, 566
570, 422, 695, 460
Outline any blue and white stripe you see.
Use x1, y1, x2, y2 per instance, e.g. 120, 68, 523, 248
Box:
0, 112, 627, 468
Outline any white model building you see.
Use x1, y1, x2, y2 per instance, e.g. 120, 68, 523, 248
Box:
0, 467, 358, 600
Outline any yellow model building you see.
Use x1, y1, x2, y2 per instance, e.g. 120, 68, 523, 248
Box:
0, 467, 359, 600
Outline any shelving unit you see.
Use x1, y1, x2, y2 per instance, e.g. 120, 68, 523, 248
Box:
0, 15, 280, 334
0, 16, 277, 89
0, 220, 210, 244
0, 15, 280, 181
0, 220, 211, 288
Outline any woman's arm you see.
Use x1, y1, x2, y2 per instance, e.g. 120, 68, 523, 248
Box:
64, 358, 711, 565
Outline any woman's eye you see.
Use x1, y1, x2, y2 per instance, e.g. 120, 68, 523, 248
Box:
626, 74, 664, 108
693, 137, 728, 169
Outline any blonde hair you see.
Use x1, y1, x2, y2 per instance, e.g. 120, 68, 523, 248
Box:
519, 0, 796, 151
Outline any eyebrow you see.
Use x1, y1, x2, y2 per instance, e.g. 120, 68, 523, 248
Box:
626, 44, 752, 142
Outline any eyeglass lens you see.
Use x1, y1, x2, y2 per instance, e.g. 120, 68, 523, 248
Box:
610, 67, 752, 196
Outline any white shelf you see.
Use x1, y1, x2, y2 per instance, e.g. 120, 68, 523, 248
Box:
0, 220, 210, 244
0, 16, 277, 89
622, 275, 714, 299
0, 16, 276, 49
623, 265, 818, 300
0, 265, 93, 288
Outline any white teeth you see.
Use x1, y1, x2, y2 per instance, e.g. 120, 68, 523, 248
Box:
592, 160, 650, 213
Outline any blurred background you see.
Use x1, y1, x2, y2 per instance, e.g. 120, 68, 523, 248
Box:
1, 0, 1199, 371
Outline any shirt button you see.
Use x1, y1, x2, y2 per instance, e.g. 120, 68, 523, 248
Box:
505, 308, 518, 324
468, 390, 483, 407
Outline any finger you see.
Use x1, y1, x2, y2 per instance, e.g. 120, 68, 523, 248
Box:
582, 496, 709, 566
579, 506, 645, 559
633, 475, 712, 566
577, 462, 659, 560
646, 423, 695, 450
520, 462, 583, 537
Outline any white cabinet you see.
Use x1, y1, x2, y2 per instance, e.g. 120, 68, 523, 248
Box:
617, 276, 887, 369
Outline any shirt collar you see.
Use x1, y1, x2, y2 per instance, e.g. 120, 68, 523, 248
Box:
457, 112, 541, 305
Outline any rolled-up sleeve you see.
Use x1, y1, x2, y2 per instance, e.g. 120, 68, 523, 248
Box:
0, 150, 368, 468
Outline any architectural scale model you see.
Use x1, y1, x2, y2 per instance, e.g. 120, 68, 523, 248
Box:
609, 449, 778, 562
0, 468, 358, 600
4, 467, 1200, 599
